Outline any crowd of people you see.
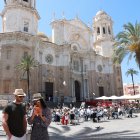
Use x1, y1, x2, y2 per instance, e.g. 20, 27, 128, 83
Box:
1, 88, 140, 140
51, 102, 139, 125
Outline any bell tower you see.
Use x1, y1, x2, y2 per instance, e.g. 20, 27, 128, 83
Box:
93, 10, 114, 57
1, 0, 40, 35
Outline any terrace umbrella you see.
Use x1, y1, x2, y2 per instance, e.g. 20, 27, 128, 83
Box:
96, 96, 109, 100
135, 94, 140, 99
108, 95, 120, 100
118, 95, 140, 100
128, 94, 140, 100
95, 96, 112, 107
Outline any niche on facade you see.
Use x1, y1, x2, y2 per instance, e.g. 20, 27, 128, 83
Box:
71, 42, 80, 52
45, 54, 53, 64
97, 64, 103, 72
59, 77, 64, 88
97, 76, 103, 86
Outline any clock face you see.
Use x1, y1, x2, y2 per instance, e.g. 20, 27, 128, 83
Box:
97, 65, 103, 72
45, 54, 53, 64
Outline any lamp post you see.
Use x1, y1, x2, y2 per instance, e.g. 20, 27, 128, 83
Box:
63, 81, 67, 86
92, 92, 95, 100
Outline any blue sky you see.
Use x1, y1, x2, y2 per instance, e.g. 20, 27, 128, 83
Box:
0, 0, 140, 84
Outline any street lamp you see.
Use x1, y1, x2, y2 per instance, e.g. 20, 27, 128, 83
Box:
92, 93, 95, 99
63, 81, 67, 86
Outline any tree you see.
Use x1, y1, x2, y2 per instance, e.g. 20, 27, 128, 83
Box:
16, 55, 38, 102
113, 22, 140, 68
126, 68, 138, 95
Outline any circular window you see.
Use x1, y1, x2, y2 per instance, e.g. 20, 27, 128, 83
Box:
45, 54, 53, 64
97, 65, 103, 72
71, 43, 79, 52
73, 45, 78, 51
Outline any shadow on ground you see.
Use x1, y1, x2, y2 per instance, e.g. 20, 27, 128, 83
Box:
49, 125, 140, 140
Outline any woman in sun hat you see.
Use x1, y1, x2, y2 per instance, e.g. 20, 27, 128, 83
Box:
27, 93, 52, 140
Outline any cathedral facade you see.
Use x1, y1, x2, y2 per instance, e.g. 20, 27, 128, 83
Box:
0, 0, 123, 102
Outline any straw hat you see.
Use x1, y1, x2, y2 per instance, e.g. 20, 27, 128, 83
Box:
13, 89, 26, 96
32, 93, 43, 101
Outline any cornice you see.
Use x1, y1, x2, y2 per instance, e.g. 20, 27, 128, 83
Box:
1, 5, 40, 19
0, 32, 34, 47
0, 31, 33, 39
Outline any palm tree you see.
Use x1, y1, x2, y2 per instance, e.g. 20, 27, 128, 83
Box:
126, 68, 138, 95
16, 55, 38, 102
113, 22, 140, 68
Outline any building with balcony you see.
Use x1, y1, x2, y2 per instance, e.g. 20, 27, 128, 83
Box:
123, 83, 140, 96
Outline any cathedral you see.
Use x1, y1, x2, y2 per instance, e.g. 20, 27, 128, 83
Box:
0, 0, 123, 102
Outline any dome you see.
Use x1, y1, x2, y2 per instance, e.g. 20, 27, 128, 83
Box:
96, 10, 107, 16
37, 32, 49, 42
94, 10, 111, 22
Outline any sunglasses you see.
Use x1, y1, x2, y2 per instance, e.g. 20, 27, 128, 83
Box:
33, 100, 40, 105
18, 96, 24, 98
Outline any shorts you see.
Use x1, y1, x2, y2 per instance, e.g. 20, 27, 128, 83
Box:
7, 134, 26, 140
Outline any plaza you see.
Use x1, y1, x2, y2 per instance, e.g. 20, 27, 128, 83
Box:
0, 110, 140, 140
0, 1, 140, 140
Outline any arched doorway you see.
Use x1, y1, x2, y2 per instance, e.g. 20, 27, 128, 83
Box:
75, 81, 81, 101
99, 86, 104, 97
45, 82, 53, 101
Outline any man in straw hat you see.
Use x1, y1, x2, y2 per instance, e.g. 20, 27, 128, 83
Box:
2, 89, 27, 140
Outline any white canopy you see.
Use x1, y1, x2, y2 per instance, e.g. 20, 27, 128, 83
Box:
108, 95, 119, 100
96, 95, 120, 100
118, 95, 132, 100
133, 94, 140, 99
96, 96, 109, 100
96, 94, 140, 100
119, 94, 140, 100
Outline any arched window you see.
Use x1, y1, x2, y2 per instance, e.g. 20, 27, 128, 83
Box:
23, 21, 29, 32
108, 26, 111, 34
97, 27, 100, 34
103, 27, 106, 34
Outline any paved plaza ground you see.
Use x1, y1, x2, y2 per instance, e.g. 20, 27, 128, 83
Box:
0, 110, 140, 140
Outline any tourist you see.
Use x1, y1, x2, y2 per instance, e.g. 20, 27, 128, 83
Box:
2, 89, 27, 140
28, 93, 52, 140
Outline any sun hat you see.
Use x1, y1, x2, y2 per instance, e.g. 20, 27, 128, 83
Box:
32, 93, 43, 101
13, 89, 26, 96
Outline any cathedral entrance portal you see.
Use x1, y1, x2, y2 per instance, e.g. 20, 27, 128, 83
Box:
99, 86, 104, 97
75, 81, 81, 102
45, 82, 53, 101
